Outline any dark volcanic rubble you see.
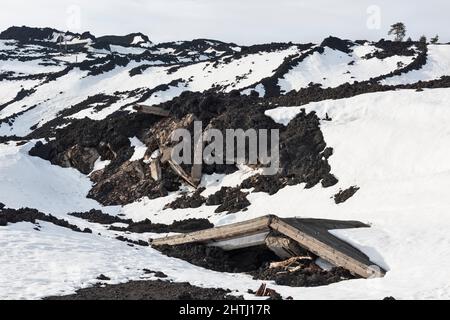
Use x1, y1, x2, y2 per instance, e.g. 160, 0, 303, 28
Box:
29, 90, 336, 208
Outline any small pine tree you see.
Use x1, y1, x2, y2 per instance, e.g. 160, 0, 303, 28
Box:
388, 22, 407, 42
419, 35, 427, 44
430, 35, 439, 44
406, 37, 412, 42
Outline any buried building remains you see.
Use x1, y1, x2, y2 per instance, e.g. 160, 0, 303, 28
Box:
151, 215, 386, 279
135, 106, 384, 281
135, 103, 280, 189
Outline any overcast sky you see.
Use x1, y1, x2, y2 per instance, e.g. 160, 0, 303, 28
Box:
1, 0, 448, 44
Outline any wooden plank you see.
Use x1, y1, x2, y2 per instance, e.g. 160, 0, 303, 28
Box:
150, 160, 162, 181
265, 235, 306, 259
269, 217, 385, 279
167, 159, 199, 188
281, 218, 371, 264
151, 216, 273, 246
208, 231, 270, 251
191, 132, 205, 184
283, 218, 369, 231
160, 147, 172, 164
160, 146, 201, 188
134, 105, 171, 117
191, 163, 203, 185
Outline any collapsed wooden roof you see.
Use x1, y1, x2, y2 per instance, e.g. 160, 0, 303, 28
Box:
151, 215, 386, 279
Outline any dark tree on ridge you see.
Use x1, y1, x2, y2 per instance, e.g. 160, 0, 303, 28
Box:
388, 22, 407, 42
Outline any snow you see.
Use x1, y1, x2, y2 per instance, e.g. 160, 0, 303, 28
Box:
0, 40, 17, 50
120, 194, 182, 222
0, 221, 263, 300
90, 158, 111, 174
131, 35, 145, 45
140, 83, 188, 106
382, 44, 450, 85
0, 141, 285, 300
70, 95, 136, 121
0, 62, 150, 134
2, 37, 450, 299
176, 46, 302, 92
278, 45, 416, 91
0, 58, 65, 75
265, 107, 304, 126
0, 79, 39, 105
129, 137, 147, 161
241, 84, 266, 97
200, 165, 259, 197
204, 47, 226, 56
0, 45, 307, 135
110, 45, 147, 55
254, 88, 450, 298
53, 52, 90, 64
4, 89, 450, 299
0, 141, 105, 217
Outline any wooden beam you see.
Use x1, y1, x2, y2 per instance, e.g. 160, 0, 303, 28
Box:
151, 216, 274, 246
265, 235, 306, 259
167, 159, 199, 188
269, 217, 385, 279
134, 105, 171, 117
159, 147, 201, 188
160, 147, 172, 164
208, 231, 269, 251
150, 159, 162, 181
190, 134, 204, 184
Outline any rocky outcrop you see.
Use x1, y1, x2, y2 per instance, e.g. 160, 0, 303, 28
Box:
88, 160, 181, 206
206, 187, 251, 214
29, 89, 336, 207
0, 207, 91, 233
0, 26, 61, 42
334, 186, 360, 204
164, 188, 206, 210
110, 218, 213, 234
45, 279, 243, 300
320, 36, 353, 53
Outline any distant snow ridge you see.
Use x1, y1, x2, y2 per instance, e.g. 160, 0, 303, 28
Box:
0, 27, 447, 137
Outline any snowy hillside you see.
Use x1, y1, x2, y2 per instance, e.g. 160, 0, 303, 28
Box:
1, 26, 450, 300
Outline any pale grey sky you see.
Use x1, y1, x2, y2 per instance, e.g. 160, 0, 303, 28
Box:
1, 0, 448, 44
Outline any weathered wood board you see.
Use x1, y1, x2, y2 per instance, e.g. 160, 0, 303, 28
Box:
134, 105, 171, 117
151, 216, 272, 247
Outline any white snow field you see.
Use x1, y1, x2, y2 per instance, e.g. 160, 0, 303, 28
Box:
2, 88, 450, 299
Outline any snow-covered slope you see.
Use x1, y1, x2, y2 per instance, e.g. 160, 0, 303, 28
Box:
2, 26, 450, 300
278, 44, 416, 92
1, 28, 448, 138
383, 44, 450, 85
262, 89, 450, 299
3, 88, 450, 299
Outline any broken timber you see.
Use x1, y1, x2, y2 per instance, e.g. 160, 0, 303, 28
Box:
134, 105, 171, 117
150, 215, 386, 279
134, 104, 203, 188
160, 147, 200, 188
